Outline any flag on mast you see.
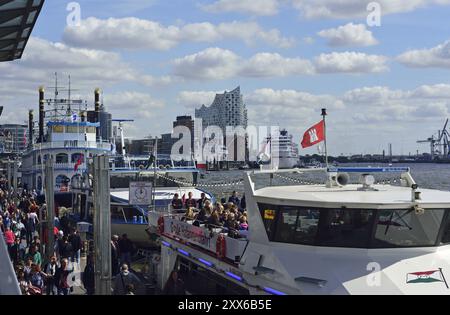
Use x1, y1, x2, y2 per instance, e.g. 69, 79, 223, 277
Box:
301, 120, 325, 149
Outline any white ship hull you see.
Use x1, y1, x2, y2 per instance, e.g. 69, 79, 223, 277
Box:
277, 156, 298, 169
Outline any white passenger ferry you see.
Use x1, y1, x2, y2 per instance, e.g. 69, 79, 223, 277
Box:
150, 167, 450, 295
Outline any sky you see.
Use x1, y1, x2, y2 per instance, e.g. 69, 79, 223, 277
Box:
2, 0, 450, 156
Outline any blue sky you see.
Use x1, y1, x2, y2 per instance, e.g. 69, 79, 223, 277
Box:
3, 0, 450, 156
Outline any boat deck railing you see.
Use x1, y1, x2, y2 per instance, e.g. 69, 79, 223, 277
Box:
32, 141, 113, 151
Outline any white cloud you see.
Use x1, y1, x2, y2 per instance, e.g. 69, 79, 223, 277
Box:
342, 84, 450, 123
318, 23, 378, 47
104, 92, 165, 119
240, 53, 315, 77
177, 91, 223, 109
172, 47, 240, 80
397, 40, 450, 68
0, 37, 170, 89
292, 0, 450, 19
63, 17, 295, 50
172, 48, 389, 80
314, 52, 389, 73
202, 0, 280, 16
412, 84, 450, 98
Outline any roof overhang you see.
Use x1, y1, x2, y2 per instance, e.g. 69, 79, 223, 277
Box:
0, 0, 44, 62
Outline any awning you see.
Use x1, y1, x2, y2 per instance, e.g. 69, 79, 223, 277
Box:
0, 0, 45, 62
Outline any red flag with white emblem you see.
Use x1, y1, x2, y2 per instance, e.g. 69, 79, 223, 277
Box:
301, 120, 325, 149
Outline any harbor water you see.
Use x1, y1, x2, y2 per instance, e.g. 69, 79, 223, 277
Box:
200, 163, 450, 200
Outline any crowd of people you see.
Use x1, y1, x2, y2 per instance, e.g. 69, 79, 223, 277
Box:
2, 173, 249, 295
171, 191, 249, 238
0, 177, 95, 295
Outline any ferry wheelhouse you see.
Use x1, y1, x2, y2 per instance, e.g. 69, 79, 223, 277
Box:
150, 167, 450, 295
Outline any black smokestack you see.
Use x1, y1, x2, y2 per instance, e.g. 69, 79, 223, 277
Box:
39, 86, 45, 143
28, 110, 34, 149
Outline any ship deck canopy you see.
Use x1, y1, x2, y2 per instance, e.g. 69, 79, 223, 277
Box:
254, 184, 450, 209
0, 0, 44, 62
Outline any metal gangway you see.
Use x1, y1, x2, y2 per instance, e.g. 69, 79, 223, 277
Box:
0, 231, 20, 295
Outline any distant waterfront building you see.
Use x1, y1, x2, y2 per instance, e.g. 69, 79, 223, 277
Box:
0, 124, 28, 154
195, 86, 248, 130
195, 87, 248, 162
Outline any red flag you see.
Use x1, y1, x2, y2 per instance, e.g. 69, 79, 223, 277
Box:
301, 120, 325, 149
74, 158, 82, 172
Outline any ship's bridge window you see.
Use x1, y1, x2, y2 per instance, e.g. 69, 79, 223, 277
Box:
258, 204, 448, 248
56, 153, 69, 164
372, 209, 445, 248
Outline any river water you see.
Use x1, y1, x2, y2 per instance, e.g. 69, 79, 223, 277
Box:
200, 163, 450, 200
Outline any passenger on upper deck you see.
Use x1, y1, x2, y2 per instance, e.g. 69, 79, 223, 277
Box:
197, 193, 209, 210
207, 211, 223, 228
184, 192, 197, 209
181, 207, 196, 222
228, 191, 240, 207
171, 193, 183, 210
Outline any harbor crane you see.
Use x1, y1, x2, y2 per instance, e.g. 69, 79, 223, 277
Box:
417, 119, 450, 159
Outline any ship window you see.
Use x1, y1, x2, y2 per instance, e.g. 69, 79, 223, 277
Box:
37, 155, 42, 165
316, 209, 374, 248
56, 153, 69, 164
274, 207, 319, 245
372, 209, 445, 248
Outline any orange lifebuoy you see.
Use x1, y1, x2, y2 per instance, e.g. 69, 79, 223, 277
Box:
216, 234, 227, 259
157, 217, 165, 235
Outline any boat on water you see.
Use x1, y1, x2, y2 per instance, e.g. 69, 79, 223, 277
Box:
149, 166, 450, 295
108, 164, 214, 246
21, 84, 114, 206
259, 129, 300, 169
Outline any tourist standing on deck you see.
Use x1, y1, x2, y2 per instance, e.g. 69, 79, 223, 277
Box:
197, 193, 208, 210
228, 191, 240, 207
118, 234, 134, 267
171, 193, 183, 210
184, 192, 197, 209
